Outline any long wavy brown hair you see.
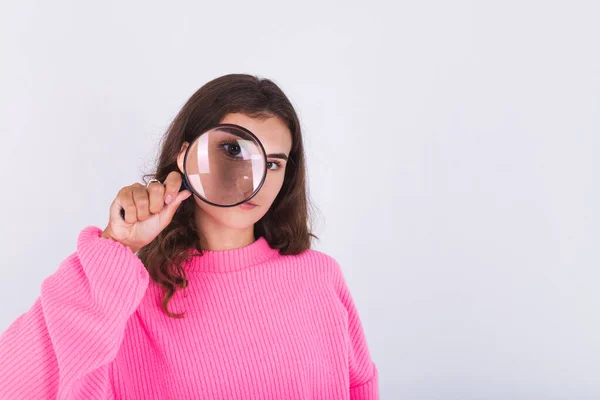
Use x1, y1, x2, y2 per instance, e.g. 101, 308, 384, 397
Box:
136, 74, 318, 318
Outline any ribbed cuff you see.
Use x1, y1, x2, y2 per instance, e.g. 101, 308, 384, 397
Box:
76, 226, 149, 312
350, 363, 379, 399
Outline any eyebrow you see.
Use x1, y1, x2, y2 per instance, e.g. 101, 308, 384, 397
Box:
267, 153, 288, 161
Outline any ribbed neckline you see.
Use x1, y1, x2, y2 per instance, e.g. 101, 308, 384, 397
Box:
184, 236, 280, 273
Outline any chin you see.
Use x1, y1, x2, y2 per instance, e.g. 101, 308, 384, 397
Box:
206, 208, 264, 229
195, 198, 271, 228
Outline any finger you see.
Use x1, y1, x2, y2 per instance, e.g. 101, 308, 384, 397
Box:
159, 189, 192, 227
163, 171, 183, 205
132, 183, 150, 221
114, 186, 137, 224
147, 180, 165, 214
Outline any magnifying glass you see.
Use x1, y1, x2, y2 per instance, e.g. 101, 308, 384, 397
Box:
120, 123, 268, 219
180, 123, 268, 207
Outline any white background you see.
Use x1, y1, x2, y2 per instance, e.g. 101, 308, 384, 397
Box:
1, 1, 599, 398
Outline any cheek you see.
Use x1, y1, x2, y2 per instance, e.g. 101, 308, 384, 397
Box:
258, 173, 285, 201
194, 197, 218, 215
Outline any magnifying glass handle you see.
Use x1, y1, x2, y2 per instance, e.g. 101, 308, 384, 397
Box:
119, 179, 191, 220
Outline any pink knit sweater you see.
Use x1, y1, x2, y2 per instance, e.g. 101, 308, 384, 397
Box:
0, 226, 379, 399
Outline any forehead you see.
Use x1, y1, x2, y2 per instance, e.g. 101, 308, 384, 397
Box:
219, 113, 292, 155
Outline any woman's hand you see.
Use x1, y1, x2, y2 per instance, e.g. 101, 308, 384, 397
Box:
101, 171, 192, 253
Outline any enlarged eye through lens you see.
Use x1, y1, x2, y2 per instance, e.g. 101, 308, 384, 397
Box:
184, 124, 267, 206
218, 140, 253, 160
219, 141, 242, 158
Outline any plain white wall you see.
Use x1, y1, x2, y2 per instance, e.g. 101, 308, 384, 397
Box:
1, 1, 599, 398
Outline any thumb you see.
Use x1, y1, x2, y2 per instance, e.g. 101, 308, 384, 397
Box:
159, 190, 192, 226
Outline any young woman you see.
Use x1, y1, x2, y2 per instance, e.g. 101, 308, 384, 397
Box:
0, 74, 379, 399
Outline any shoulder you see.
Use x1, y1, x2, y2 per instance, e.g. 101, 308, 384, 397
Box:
279, 247, 345, 286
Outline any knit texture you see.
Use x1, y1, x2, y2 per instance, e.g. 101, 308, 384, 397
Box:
0, 226, 379, 399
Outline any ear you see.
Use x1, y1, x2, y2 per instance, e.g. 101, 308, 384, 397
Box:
176, 142, 189, 174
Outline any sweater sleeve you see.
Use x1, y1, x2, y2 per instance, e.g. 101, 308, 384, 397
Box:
332, 259, 380, 400
0, 226, 150, 399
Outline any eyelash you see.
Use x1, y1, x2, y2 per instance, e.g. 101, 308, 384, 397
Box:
217, 141, 282, 171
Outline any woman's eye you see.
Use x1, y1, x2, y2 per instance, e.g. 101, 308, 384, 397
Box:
266, 161, 281, 171
223, 143, 242, 157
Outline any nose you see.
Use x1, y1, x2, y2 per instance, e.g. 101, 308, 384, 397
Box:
235, 176, 258, 204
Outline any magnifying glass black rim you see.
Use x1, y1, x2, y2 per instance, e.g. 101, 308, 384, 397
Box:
182, 123, 269, 208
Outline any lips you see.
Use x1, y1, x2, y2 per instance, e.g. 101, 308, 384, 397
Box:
239, 201, 257, 209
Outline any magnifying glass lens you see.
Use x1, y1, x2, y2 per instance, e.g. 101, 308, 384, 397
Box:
184, 125, 266, 206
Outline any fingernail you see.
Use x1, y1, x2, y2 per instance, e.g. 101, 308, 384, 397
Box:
165, 194, 173, 204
